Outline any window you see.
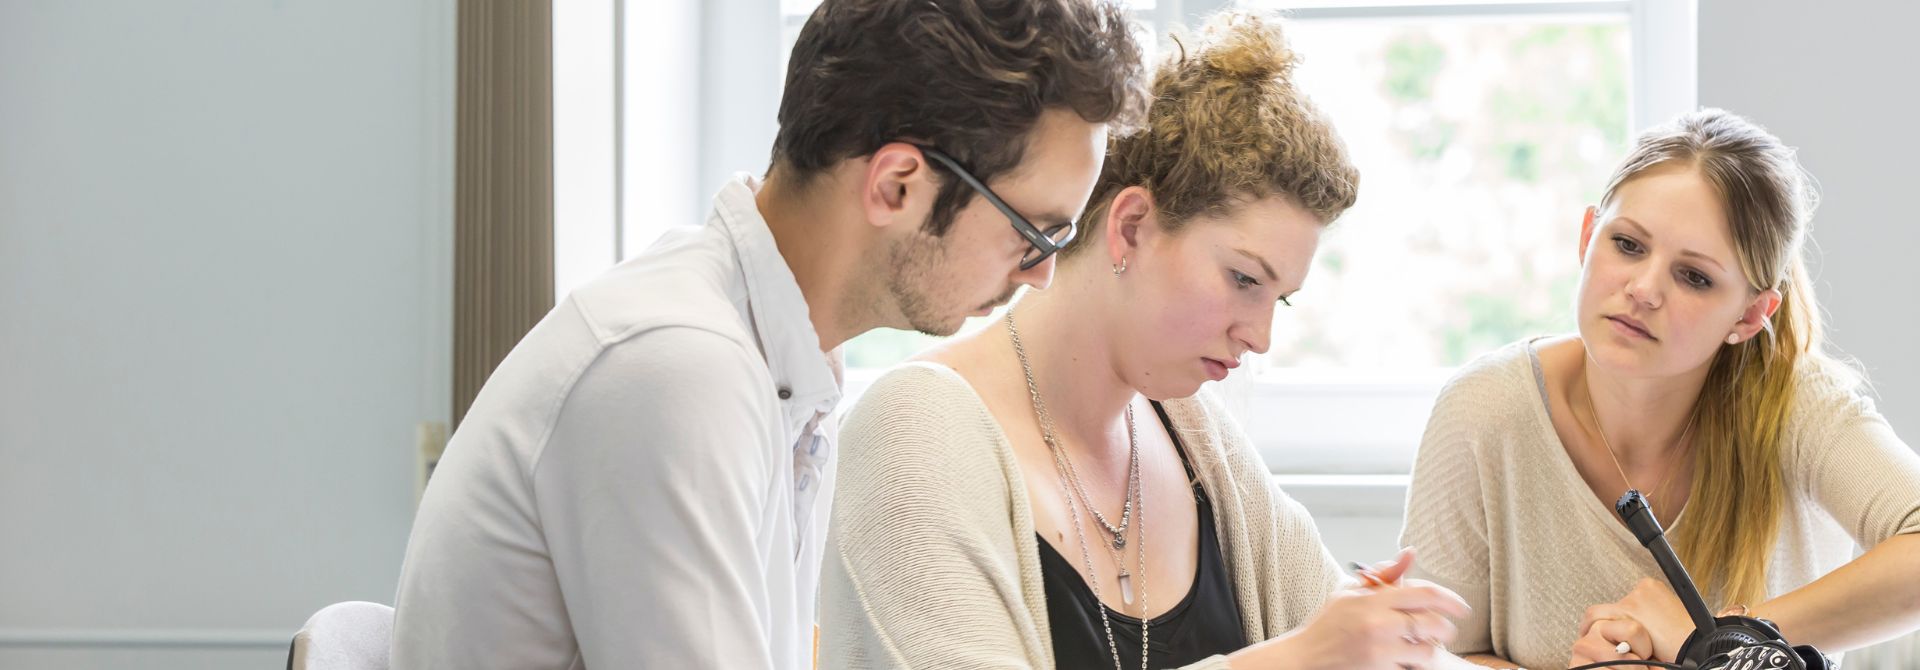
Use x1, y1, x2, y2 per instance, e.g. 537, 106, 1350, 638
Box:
1228, 0, 1690, 473
552, 0, 719, 300
556, 0, 1694, 474
1235, 2, 1635, 473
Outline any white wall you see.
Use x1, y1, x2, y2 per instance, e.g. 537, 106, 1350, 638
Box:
1699, 0, 1919, 441
1699, 2, 1920, 665
0, 1, 453, 668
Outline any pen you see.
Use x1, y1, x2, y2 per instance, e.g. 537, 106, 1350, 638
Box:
1349, 560, 1394, 587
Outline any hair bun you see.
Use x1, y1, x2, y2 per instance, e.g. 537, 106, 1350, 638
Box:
1196, 12, 1298, 82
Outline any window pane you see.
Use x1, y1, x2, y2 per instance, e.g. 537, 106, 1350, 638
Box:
782, 0, 822, 18
1262, 16, 1629, 370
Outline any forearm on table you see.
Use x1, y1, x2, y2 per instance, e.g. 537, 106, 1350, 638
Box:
1751, 533, 1920, 652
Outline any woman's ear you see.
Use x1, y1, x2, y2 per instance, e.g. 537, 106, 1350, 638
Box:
1104, 186, 1155, 267
1732, 288, 1784, 342
1577, 205, 1599, 265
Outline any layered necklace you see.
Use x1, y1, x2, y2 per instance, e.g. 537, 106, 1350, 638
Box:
1007, 311, 1148, 670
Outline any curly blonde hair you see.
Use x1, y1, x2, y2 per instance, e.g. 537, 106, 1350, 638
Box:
1065, 11, 1358, 256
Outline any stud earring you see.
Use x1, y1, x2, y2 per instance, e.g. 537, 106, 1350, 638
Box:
1726, 333, 1740, 344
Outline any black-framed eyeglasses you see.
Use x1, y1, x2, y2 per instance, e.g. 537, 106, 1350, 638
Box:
915, 145, 1077, 270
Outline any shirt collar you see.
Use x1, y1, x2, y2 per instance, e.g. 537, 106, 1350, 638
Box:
711, 174, 844, 420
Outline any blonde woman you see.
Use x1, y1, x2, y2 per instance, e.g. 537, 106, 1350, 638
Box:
819, 13, 1474, 670
1400, 109, 1920, 669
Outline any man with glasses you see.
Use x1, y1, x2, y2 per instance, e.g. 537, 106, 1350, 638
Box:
918, 145, 1080, 272
391, 0, 1148, 668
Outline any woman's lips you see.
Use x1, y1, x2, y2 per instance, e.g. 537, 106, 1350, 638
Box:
1606, 315, 1656, 341
1201, 357, 1234, 381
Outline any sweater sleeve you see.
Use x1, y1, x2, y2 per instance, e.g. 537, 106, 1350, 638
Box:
1199, 388, 1347, 628
1791, 365, 1920, 548
1166, 388, 1345, 649
816, 364, 1052, 669
1401, 374, 1496, 656
1263, 480, 1349, 621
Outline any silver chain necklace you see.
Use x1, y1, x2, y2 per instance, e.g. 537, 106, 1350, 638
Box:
1009, 313, 1141, 549
1580, 368, 1697, 521
1008, 311, 1149, 670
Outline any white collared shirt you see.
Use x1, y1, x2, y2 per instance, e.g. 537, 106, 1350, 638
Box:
393, 174, 843, 669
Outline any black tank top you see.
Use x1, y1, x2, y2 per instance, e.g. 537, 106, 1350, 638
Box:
1036, 402, 1247, 668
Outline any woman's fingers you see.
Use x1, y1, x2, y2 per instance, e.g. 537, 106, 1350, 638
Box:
1376, 625, 1442, 670
1569, 619, 1655, 669
1580, 603, 1629, 637
1372, 546, 1418, 583
1379, 582, 1472, 620
1404, 609, 1458, 647
1591, 618, 1654, 659
1570, 634, 1632, 665
1315, 573, 1471, 669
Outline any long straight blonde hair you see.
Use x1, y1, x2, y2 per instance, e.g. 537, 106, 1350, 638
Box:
1598, 109, 1842, 608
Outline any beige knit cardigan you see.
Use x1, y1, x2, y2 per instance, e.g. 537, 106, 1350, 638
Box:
818, 362, 1346, 669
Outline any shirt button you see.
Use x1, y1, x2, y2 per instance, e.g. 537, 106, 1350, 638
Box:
777, 387, 792, 400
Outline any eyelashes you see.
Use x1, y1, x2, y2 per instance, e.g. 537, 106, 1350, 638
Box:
1232, 270, 1259, 290
1680, 270, 1713, 289
1612, 235, 1715, 290
1232, 269, 1293, 306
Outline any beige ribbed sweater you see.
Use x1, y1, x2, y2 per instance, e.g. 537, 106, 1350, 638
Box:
1401, 340, 1920, 669
819, 362, 1344, 669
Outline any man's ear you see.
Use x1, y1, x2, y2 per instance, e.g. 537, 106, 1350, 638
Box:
1104, 185, 1155, 266
861, 142, 934, 230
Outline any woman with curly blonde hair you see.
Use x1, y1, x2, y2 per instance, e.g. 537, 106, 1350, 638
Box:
819, 12, 1474, 670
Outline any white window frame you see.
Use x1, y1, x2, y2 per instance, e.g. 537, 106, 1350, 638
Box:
1159, 0, 1696, 477
555, 0, 1696, 480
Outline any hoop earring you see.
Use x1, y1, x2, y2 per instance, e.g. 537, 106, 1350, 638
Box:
1112, 257, 1128, 276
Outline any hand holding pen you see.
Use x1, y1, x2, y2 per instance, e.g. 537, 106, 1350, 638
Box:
1230, 547, 1470, 669
1352, 548, 1480, 669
